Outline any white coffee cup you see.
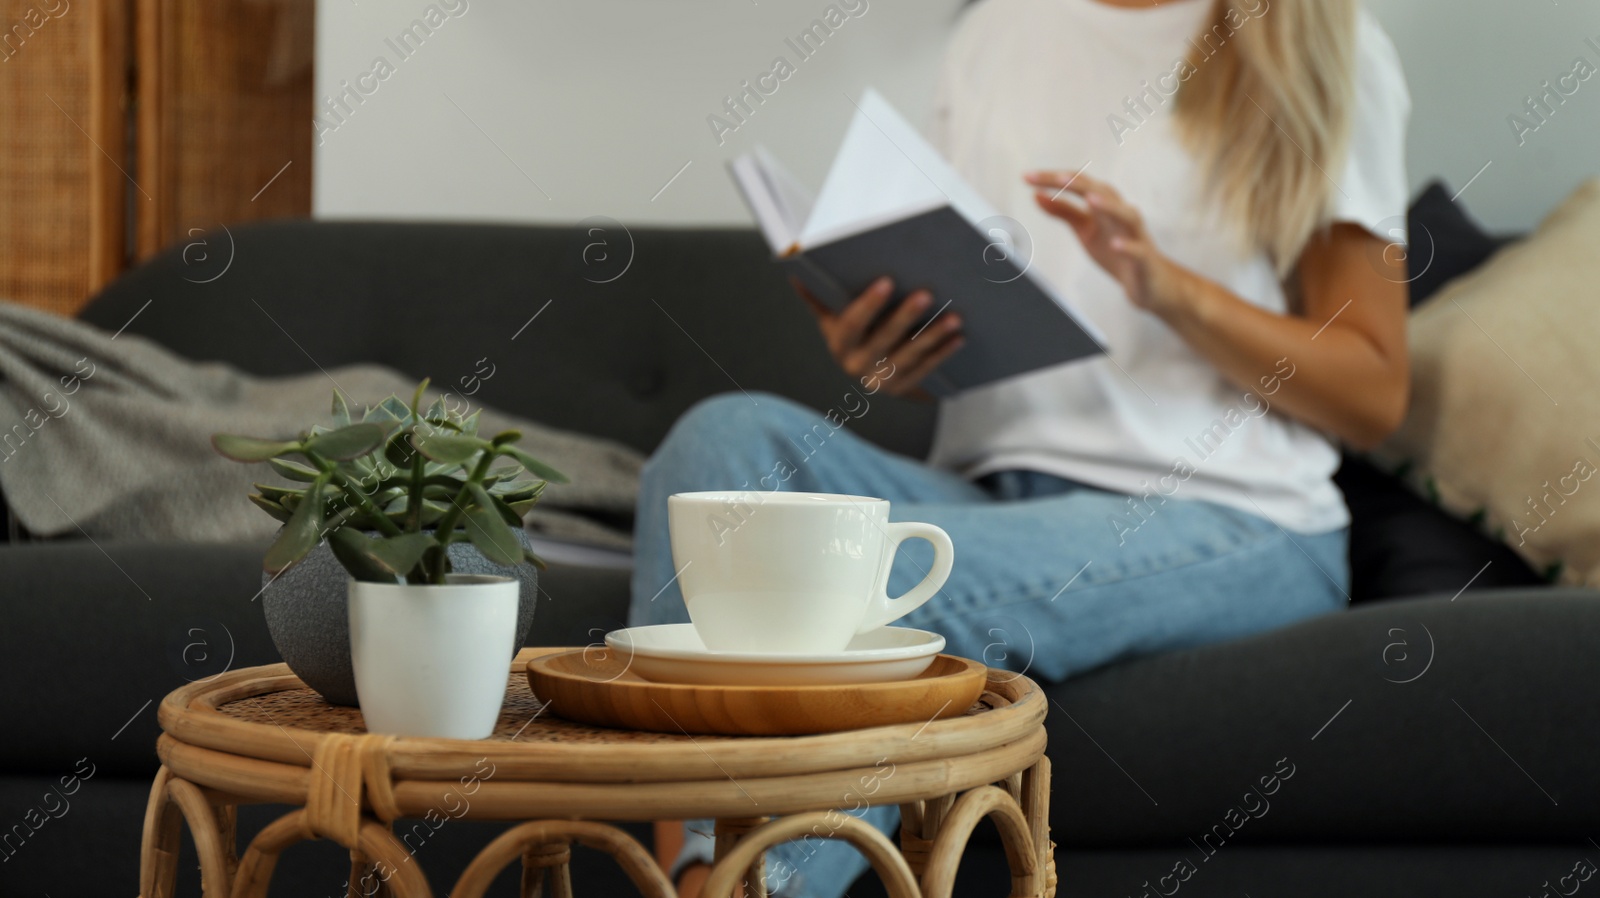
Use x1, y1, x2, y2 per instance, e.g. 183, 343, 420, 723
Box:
666, 491, 954, 653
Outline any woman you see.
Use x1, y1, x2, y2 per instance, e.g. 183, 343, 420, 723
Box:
640, 0, 1410, 894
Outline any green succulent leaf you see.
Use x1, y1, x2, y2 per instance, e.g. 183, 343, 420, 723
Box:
487, 492, 524, 526
369, 487, 407, 509
491, 478, 542, 496
264, 476, 328, 574
384, 426, 419, 469
421, 415, 465, 433
354, 457, 401, 486
247, 493, 294, 524
213, 433, 301, 463
238, 381, 564, 579
413, 430, 489, 466
303, 423, 387, 461
337, 456, 374, 484
331, 391, 352, 428
385, 500, 449, 528
379, 395, 412, 421
268, 457, 320, 483
328, 528, 400, 583
494, 444, 569, 484
254, 483, 305, 505
368, 531, 437, 576
464, 484, 523, 566
522, 546, 549, 571
410, 379, 431, 421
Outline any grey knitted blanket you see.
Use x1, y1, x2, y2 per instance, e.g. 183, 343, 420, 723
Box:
0, 302, 641, 549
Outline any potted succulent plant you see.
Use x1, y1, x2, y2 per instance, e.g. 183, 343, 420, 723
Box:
213, 381, 566, 739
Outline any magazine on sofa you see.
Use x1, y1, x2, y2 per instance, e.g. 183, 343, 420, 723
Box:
727, 88, 1106, 397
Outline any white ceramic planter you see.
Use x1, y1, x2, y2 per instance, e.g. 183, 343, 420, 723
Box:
348, 574, 520, 739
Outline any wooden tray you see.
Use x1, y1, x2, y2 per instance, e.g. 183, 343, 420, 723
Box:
526, 649, 987, 736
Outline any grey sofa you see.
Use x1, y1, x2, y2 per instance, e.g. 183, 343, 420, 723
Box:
2, 218, 1596, 897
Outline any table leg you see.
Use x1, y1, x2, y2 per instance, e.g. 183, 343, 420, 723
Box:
701, 814, 919, 898
1022, 758, 1055, 898
346, 851, 396, 898
346, 853, 367, 898
1001, 772, 1024, 804
213, 800, 239, 884
520, 840, 574, 898
922, 794, 955, 842
138, 767, 180, 898
713, 817, 770, 898
921, 785, 1040, 898
898, 801, 933, 881
453, 820, 671, 898
165, 777, 233, 897
234, 810, 432, 898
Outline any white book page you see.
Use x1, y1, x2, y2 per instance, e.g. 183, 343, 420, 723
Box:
801, 88, 1003, 246
754, 146, 815, 247
806, 89, 1104, 343
728, 153, 800, 255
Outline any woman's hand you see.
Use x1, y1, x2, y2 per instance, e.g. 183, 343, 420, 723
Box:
1026, 170, 1409, 450
794, 275, 964, 399
1025, 170, 1199, 317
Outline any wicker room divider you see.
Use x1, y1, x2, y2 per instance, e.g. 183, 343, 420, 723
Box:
0, 0, 313, 316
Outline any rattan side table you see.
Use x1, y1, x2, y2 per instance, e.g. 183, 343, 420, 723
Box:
139, 647, 1053, 898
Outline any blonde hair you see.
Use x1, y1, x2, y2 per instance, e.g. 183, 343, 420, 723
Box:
1174, 0, 1359, 275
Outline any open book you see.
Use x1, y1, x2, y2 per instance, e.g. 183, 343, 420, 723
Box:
728, 88, 1106, 397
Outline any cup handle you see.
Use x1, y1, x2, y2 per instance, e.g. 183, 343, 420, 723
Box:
857, 521, 954, 635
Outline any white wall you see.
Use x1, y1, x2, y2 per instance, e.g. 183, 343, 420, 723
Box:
1367, 0, 1600, 231
312, 0, 961, 227
314, 0, 1600, 232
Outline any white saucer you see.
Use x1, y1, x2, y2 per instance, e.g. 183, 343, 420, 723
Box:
603, 625, 946, 686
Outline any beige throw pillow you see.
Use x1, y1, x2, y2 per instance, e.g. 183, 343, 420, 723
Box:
1373, 178, 1600, 586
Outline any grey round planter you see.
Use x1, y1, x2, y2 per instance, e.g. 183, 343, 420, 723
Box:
261, 532, 539, 707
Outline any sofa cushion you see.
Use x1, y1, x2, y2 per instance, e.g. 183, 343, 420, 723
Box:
1327, 183, 1537, 603
1335, 455, 1542, 602
1405, 180, 1518, 307
74, 220, 937, 461
1374, 179, 1600, 587
1045, 588, 1600, 844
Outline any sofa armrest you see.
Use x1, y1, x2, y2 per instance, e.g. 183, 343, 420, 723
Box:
0, 540, 274, 776
0, 539, 634, 777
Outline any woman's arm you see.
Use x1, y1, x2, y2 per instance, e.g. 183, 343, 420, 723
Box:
1028, 170, 1410, 450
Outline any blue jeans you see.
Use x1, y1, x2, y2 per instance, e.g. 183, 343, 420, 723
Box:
630, 393, 1349, 897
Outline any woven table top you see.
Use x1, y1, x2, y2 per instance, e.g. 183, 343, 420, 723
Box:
156, 649, 1047, 791
218, 665, 1006, 745
150, 656, 1053, 853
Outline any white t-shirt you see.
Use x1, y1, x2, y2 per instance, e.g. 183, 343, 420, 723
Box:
926, 0, 1410, 533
